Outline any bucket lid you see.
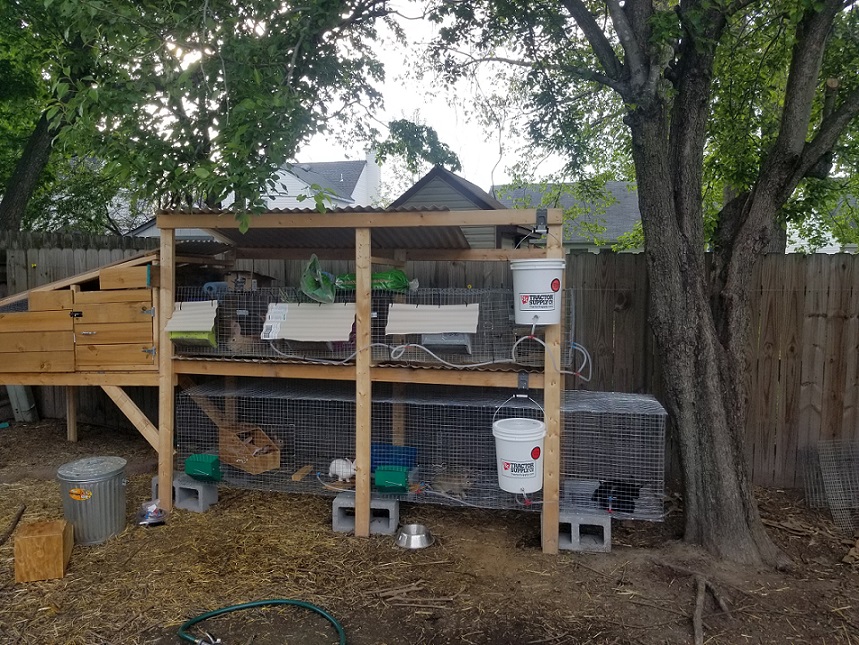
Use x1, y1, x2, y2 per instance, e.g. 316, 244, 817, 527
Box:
57, 456, 127, 483
493, 417, 546, 440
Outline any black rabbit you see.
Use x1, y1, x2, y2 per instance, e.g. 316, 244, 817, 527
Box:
592, 480, 642, 514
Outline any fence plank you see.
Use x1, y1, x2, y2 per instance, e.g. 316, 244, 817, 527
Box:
775, 255, 805, 487
821, 256, 851, 443
797, 254, 827, 467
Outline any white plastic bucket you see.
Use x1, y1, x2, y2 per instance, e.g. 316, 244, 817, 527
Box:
510, 259, 565, 325
492, 418, 547, 494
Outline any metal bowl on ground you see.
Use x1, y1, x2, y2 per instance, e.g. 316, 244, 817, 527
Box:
395, 524, 434, 549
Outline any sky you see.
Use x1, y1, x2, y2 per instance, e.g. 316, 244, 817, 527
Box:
296, 11, 531, 194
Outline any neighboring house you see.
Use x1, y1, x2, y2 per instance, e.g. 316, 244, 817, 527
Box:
263, 151, 381, 209
389, 166, 527, 249
129, 152, 382, 239
493, 181, 641, 253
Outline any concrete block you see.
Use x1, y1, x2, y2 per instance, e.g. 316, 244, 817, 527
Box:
151, 473, 218, 513
556, 511, 611, 553
332, 492, 399, 535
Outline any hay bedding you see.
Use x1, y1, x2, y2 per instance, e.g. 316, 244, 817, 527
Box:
1, 420, 858, 644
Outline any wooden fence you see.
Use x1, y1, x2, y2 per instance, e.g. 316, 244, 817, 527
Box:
4, 236, 857, 488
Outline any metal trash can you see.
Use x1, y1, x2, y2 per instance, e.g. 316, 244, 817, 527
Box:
57, 456, 127, 545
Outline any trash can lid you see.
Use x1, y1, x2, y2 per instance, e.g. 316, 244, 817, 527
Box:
57, 456, 127, 483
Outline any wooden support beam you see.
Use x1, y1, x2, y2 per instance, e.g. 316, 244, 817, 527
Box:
157, 228, 176, 512
404, 248, 550, 262
170, 358, 545, 389
157, 208, 563, 231
65, 386, 77, 443
101, 386, 159, 451
0, 372, 160, 386
354, 227, 372, 538
541, 225, 565, 555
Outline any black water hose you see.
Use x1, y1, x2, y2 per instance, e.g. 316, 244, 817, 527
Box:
177, 598, 346, 644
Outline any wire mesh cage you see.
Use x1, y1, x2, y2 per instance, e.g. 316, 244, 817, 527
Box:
176, 379, 546, 510
170, 286, 578, 369
176, 379, 667, 519
559, 391, 666, 521
0, 297, 29, 314
815, 440, 859, 533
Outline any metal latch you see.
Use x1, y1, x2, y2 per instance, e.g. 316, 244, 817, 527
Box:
142, 347, 157, 356
517, 371, 529, 394
142, 307, 155, 317
535, 208, 548, 234
69, 311, 83, 318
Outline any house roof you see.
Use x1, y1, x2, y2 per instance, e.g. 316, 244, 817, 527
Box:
290, 160, 367, 202
390, 166, 508, 210
493, 181, 640, 245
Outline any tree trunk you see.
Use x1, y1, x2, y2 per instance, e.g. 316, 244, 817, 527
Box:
0, 112, 54, 231
630, 108, 789, 567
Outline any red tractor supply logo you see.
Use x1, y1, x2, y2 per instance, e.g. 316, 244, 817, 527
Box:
519, 293, 556, 311
502, 460, 537, 477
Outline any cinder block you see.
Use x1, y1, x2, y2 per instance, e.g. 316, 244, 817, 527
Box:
332, 492, 399, 535
151, 473, 218, 513
556, 511, 612, 553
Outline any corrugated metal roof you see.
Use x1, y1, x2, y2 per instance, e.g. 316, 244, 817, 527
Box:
165, 300, 218, 332
385, 303, 480, 335
261, 302, 356, 342
159, 205, 471, 250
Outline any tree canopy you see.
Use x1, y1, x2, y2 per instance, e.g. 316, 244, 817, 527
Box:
0, 0, 393, 231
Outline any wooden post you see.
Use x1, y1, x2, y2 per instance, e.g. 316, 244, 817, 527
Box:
354, 228, 372, 537
65, 386, 77, 442
541, 226, 565, 554
157, 229, 175, 512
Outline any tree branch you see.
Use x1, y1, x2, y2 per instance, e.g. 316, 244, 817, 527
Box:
797, 85, 859, 180
605, 0, 647, 89
558, 0, 625, 82
773, 0, 844, 157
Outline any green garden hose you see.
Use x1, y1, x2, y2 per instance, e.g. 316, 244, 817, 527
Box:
177, 598, 346, 644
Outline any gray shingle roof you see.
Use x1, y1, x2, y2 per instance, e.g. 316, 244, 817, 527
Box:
291, 161, 367, 201
492, 181, 641, 245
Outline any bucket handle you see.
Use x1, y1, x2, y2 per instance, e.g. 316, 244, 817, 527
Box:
492, 394, 545, 425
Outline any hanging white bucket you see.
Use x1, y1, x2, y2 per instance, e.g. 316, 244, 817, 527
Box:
510, 259, 565, 325
492, 418, 547, 494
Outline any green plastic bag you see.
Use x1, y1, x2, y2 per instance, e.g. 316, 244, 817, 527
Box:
300, 254, 335, 303
335, 269, 415, 292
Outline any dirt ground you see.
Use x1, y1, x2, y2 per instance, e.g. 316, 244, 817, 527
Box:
1, 419, 857, 645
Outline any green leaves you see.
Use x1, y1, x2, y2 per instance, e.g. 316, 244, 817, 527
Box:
1, 0, 393, 228
376, 119, 462, 173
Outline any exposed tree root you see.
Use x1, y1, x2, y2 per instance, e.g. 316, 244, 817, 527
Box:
693, 573, 730, 645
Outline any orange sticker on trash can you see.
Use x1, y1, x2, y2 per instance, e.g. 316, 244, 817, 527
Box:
69, 487, 92, 501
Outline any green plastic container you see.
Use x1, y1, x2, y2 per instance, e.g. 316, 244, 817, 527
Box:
185, 454, 222, 482
374, 465, 409, 493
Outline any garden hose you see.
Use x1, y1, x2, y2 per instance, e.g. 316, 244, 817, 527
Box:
177, 598, 346, 644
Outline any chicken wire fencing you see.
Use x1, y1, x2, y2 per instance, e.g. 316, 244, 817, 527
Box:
804, 440, 859, 533
170, 287, 578, 370
176, 379, 666, 519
